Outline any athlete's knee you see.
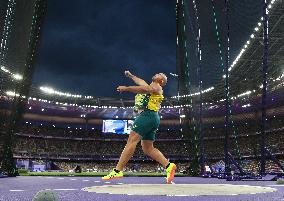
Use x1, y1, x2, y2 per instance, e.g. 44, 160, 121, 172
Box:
127, 131, 141, 144
142, 144, 154, 155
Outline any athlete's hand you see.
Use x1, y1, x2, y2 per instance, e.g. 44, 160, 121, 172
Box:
117, 86, 128, 92
125, 70, 134, 78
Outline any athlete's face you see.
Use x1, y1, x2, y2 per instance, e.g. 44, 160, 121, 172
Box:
152, 73, 167, 86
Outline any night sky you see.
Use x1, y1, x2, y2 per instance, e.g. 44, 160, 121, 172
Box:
33, 0, 262, 98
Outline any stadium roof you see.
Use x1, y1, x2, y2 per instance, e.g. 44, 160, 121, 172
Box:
203, 0, 284, 101
1, 0, 283, 107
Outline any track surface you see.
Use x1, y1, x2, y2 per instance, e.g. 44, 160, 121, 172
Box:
0, 176, 284, 201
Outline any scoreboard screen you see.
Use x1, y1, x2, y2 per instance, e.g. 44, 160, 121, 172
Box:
102, 120, 134, 134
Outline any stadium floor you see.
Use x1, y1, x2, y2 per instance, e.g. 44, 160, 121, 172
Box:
0, 176, 284, 201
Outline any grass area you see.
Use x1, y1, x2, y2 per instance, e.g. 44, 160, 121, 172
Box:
19, 171, 187, 177
276, 179, 284, 185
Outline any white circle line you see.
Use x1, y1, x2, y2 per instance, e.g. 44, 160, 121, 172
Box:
9, 190, 25, 192
53, 189, 79, 191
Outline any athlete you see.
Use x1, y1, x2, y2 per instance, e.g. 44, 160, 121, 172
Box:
102, 71, 176, 184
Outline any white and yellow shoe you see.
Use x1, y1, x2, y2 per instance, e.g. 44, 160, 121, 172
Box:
166, 163, 177, 184
102, 169, 123, 181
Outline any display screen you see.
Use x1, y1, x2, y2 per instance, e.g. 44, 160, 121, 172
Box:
102, 120, 134, 134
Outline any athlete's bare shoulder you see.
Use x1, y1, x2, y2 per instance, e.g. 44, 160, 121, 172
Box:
150, 82, 163, 95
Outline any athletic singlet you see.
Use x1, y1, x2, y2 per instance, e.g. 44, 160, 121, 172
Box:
134, 93, 164, 112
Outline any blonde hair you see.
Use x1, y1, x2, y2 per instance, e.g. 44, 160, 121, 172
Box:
159, 73, 167, 86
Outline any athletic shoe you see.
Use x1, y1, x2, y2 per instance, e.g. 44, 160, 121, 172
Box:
166, 163, 177, 184
102, 169, 123, 180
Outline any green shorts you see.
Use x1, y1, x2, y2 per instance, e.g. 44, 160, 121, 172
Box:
131, 110, 160, 141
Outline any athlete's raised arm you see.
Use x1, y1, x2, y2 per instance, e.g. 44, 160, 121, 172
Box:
116, 84, 161, 95
125, 70, 148, 86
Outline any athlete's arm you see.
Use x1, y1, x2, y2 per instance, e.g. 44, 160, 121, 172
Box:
125, 71, 148, 86
117, 83, 161, 95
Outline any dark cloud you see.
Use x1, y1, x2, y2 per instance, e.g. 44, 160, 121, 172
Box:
34, 0, 262, 97
34, 0, 176, 97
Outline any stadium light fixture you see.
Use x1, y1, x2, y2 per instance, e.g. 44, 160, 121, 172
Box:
242, 103, 251, 108
40, 86, 55, 94
12, 73, 23, 80
169, 73, 179, 77
225, 0, 279, 75
171, 86, 214, 98
5, 91, 19, 97
40, 86, 89, 99
237, 90, 252, 98
1, 66, 10, 73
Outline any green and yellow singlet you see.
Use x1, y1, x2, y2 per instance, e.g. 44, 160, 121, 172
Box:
134, 93, 164, 112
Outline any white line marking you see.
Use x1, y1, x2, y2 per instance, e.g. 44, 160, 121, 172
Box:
57, 178, 64, 180
53, 189, 78, 191
94, 181, 101, 183
105, 182, 111, 184
10, 190, 25, 192
117, 183, 124, 185
83, 180, 90, 182
70, 179, 77, 180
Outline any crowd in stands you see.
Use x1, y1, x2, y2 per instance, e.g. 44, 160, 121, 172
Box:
18, 158, 284, 175
235, 159, 284, 174
18, 124, 184, 140
204, 127, 284, 159
1, 102, 284, 174
52, 161, 189, 173
2, 113, 282, 160
203, 116, 284, 139
14, 135, 189, 158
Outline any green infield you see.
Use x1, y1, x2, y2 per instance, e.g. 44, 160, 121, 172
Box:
19, 171, 187, 177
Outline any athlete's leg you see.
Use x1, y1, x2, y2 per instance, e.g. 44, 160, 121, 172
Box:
141, 140, 176, 184
115, 131, 141, 171
141, 140, 169, 168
